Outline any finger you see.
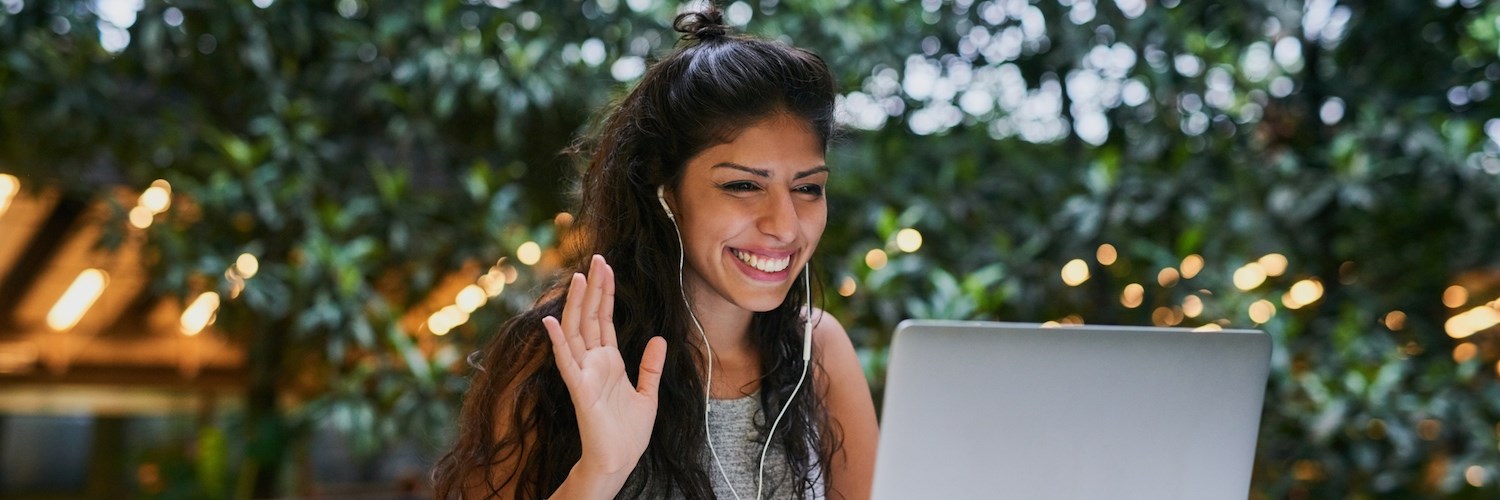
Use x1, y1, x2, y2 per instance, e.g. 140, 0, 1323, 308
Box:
636, 336, 668, 399
579, 255, 605, 349
542, 316, 578, 382
560, 273, 589, 366
600, 261, 618, 348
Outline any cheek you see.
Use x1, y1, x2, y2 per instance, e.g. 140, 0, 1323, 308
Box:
801, 207, 828, 244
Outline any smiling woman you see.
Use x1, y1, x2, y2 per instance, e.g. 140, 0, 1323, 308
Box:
432, 5, 877, 500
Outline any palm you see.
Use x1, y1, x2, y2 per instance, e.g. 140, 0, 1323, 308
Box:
543, 255, 668, 477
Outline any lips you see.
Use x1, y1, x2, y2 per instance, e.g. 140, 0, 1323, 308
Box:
730, 248, 793, 274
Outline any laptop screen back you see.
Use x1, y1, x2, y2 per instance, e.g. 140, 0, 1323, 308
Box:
871, 320, 1271, 499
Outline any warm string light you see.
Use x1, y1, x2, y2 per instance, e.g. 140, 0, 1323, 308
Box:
429, 260, 512, 335
46, 269, 110, 331
427, 305, 468, 336
1120, 283, 1144, 308
1466, 465, 1488, 488
129, 179, 172, 229
837, 276, 857, 297
1182, 295, 1203, 318
1283, 278, 1324, 309
1248, 299, 1276, 324
1157, 267, 1180, 288
1233, 262, 1268, 291
0, 173, 20, 218
180, 292, 220, 336
478, 267, 506, 297
1383, 310, 1406, 330
517, 241, 542, 265
865, 249, 888, 270
1061, 259, 1090, 286
895, 228, 923, 253
1096, 243, 1117, 266
455, 285, 487, 313
1258, 253, 1288, 277
1443, 285, 1469, 308
234, 253, 259, 279
1446, 304, 1500, 339
1453, 343, 1477, 363
554, 211, 575, 228
1179, 254, 1204, 279
226, 253, 261, 299
1151, 306, 1183, 326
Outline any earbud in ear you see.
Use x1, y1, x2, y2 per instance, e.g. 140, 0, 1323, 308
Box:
657, 186, 675, 219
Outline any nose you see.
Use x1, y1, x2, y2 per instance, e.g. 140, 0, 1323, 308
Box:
758, 191, 799, 243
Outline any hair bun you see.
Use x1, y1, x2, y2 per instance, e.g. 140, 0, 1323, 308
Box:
673, 8, 728, 42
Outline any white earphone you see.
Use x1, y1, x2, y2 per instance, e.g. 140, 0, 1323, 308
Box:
658, 185, 812, 500
657, 185, 675, 220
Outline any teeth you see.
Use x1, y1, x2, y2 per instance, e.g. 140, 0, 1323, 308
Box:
733, 249, 791, 273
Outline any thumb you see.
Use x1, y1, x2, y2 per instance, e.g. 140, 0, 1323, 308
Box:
636, 336, 667, 398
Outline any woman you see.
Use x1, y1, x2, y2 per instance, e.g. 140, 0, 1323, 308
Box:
433, 7, 878, 499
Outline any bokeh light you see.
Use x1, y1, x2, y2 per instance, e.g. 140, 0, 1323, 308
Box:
1258, 253, 1288, 277
895, 228, 923, 253
1182, 295, 1203, 318
180, 292, 221, 336
1233, 262, 1267, 291
1453, 343, 1477, 363
235, 253, 260, 279
46, 269, 109, 331
0, 173, 17, 217
1180, 254, 1204, 279
1096, 243, 1117, 265
1157, 267, 1179, 288
1061, 259, 1090, 286
865, 249, 888, 270
838, 276, 857, 297
456, 284, 487, 313
1445, 305, 1500, 339
517, 241, 542, 265
1249, 299, 1276, 324
1443, 285, 1469, 308
1120, 283, 1144, 308
1383, 310, 1406, 330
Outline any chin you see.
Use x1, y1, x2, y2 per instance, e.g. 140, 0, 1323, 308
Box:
735, 290, 793, 313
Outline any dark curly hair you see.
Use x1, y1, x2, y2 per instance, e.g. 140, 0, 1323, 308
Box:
432, 4, 842, 499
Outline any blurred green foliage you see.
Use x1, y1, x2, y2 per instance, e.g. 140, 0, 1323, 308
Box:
3, 0, 1500, 497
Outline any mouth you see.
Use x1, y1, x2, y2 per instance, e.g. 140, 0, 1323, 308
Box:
728, 247, 795, 281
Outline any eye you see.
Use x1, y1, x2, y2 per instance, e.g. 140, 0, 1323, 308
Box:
720, 181, 760, 192
794, 184, 825, 197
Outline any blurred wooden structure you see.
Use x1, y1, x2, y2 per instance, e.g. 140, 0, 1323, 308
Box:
0, 181, 245, 412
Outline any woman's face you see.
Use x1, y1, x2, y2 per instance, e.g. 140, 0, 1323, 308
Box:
668, 113, 828, 314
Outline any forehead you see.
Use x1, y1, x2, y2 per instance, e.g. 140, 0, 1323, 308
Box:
687, 114, 826, 175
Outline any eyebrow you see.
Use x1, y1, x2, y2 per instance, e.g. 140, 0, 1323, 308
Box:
712, 162, 830, 180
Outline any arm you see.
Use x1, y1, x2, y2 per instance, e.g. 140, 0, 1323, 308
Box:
811, 310, 879, 500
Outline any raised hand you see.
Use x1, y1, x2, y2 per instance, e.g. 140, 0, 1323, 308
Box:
543, 254, 668, 482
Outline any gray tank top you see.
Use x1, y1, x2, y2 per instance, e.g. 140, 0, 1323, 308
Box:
665, 391, 823, 499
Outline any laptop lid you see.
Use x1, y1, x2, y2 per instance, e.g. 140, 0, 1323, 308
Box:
870, 320, 1271, 499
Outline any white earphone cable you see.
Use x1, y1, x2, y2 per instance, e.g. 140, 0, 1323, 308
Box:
669, 217, 745, 500
757, 263, 812, 499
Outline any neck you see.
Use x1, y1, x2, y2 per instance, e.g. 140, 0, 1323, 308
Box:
682, 280, 755, 364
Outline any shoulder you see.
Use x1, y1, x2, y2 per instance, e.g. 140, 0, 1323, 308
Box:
803, 306, 866, 404
809, 308, 853, 353
804, 308, 879, 499
805, 308, 859, 379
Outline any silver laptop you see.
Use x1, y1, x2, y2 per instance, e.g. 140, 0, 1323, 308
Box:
871, 320, 1271, 499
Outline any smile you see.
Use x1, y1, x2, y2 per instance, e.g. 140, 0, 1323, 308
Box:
730, 248, 793, 274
